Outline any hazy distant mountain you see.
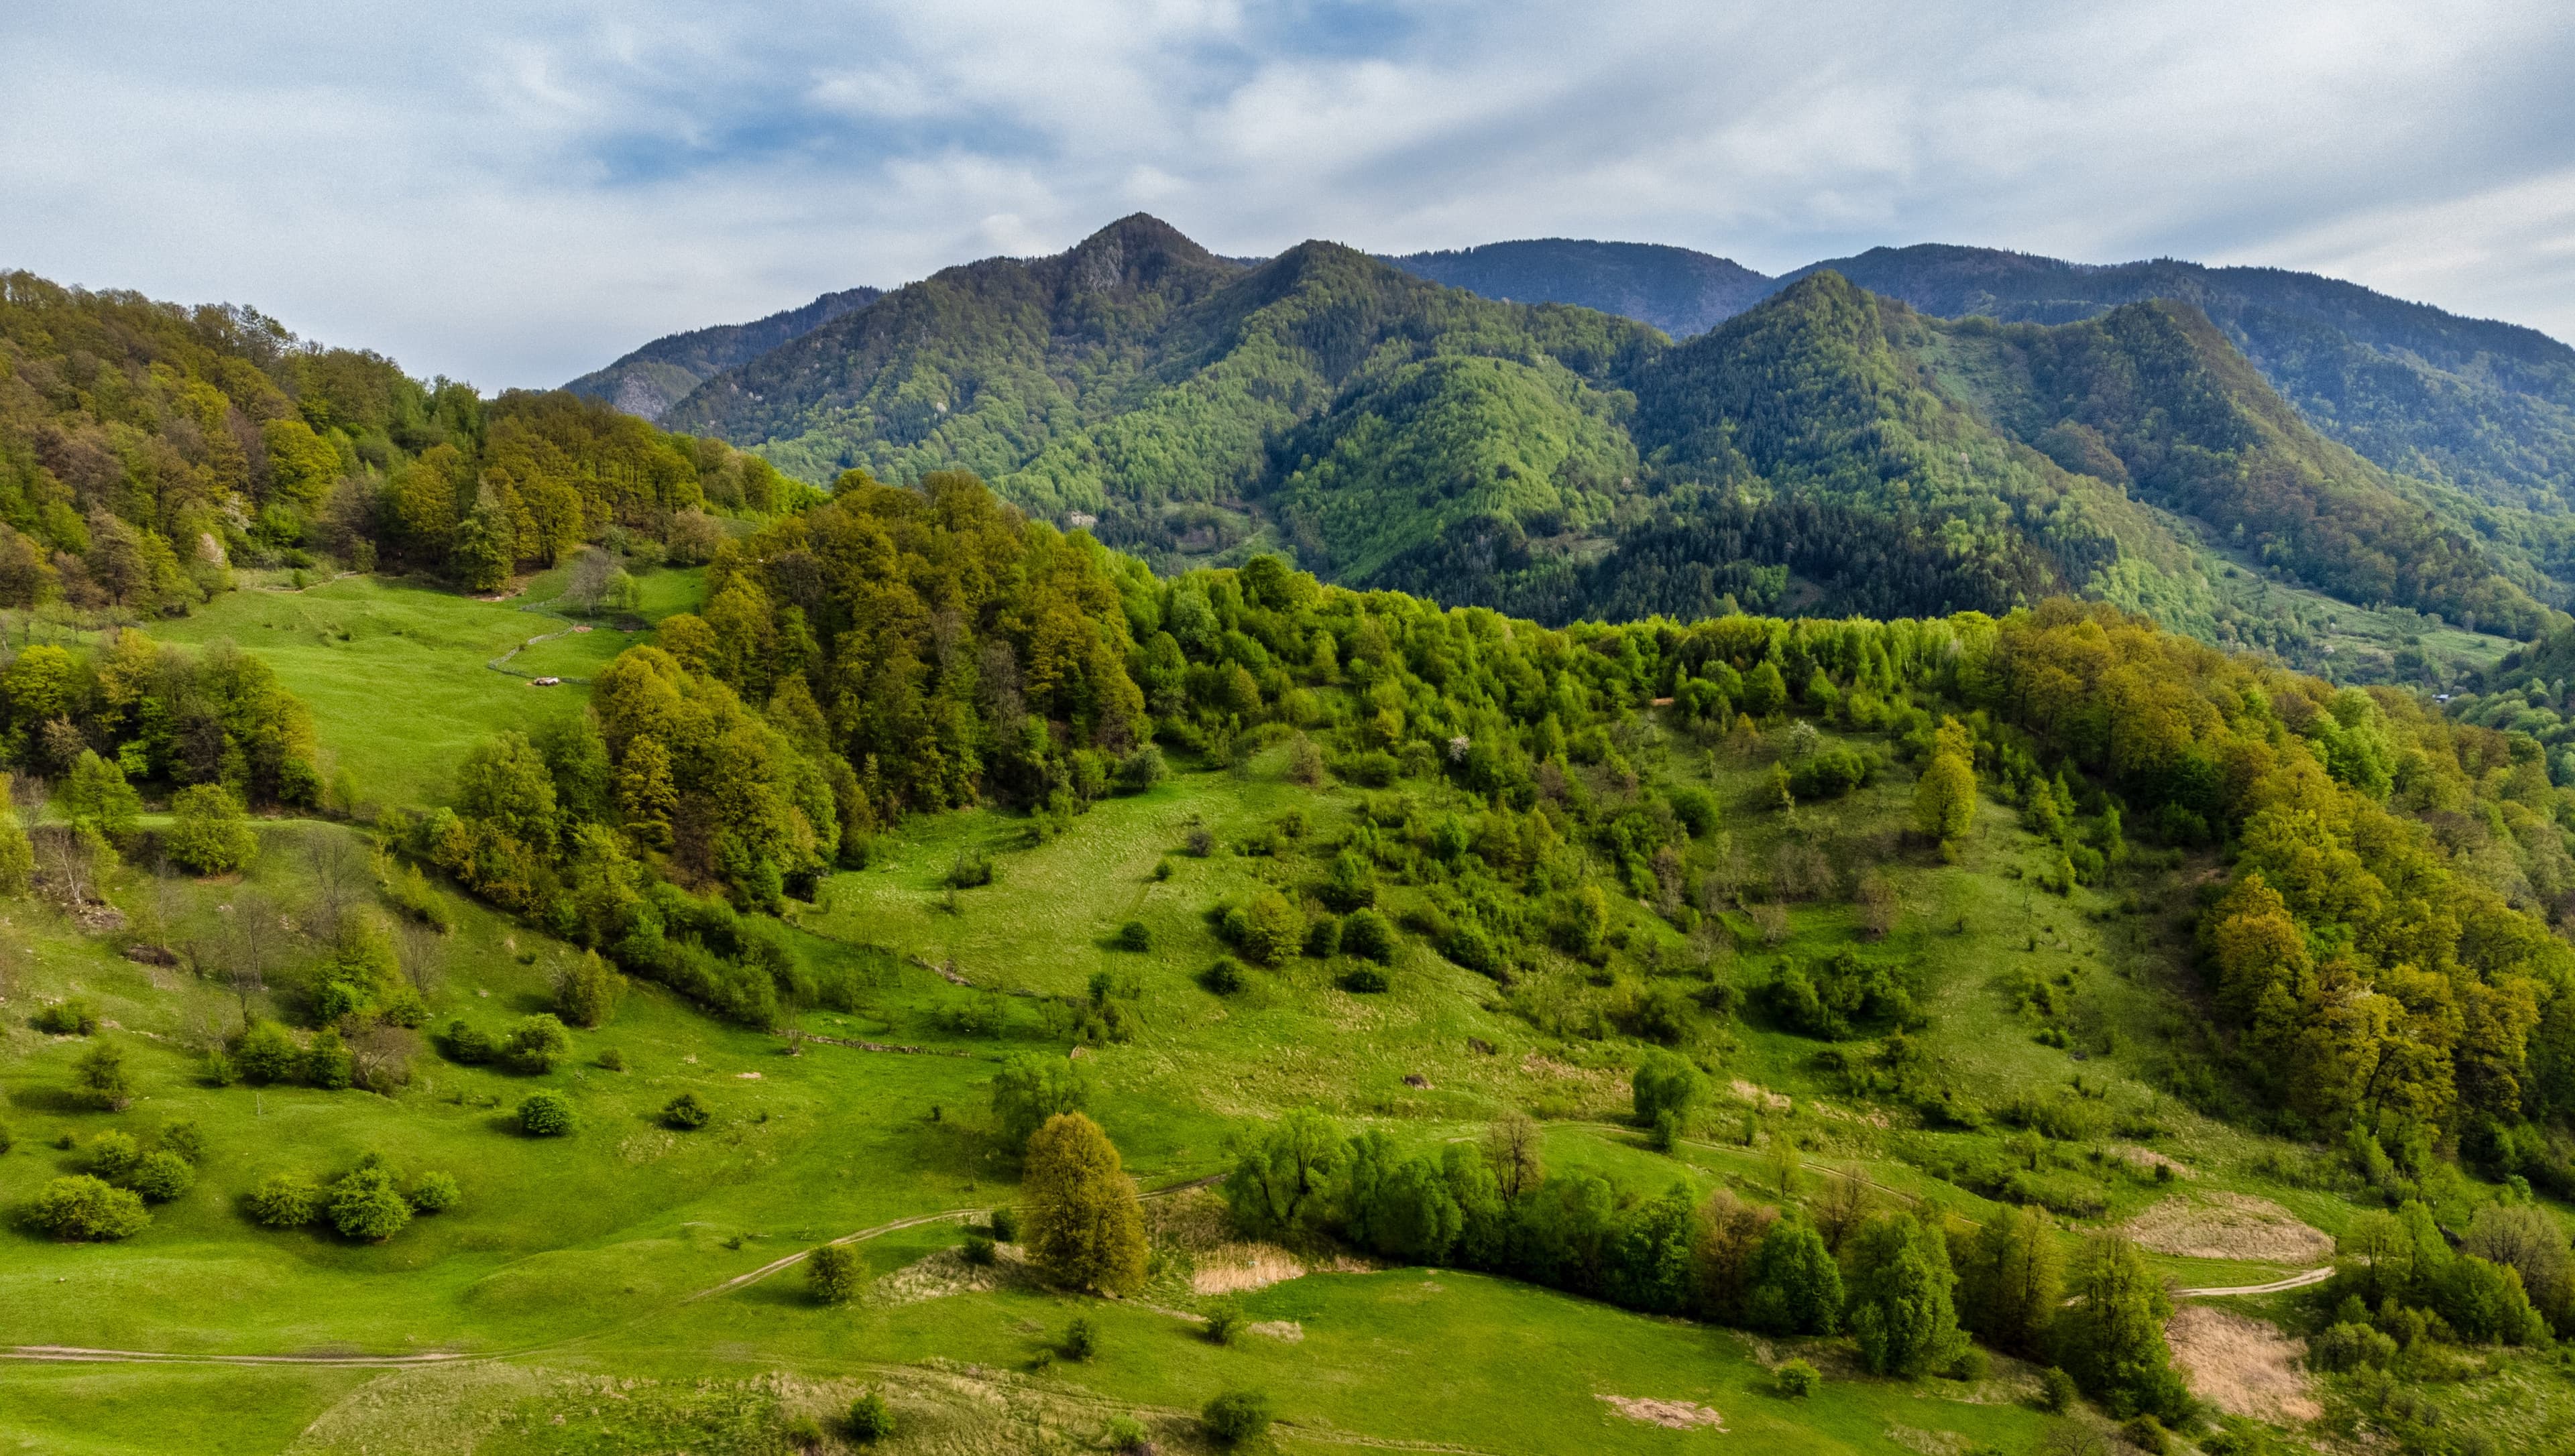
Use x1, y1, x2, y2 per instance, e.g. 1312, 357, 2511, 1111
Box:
1383, 239, 1772, 338
563, 285, 883, 423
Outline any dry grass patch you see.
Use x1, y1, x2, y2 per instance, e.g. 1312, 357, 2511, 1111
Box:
1190, 1243, 1308, 1296
1597, 1394, 1725, 1431
2167, 1305, 2320, 1424
867, 1244, 1027, 1307
2124, 1193, 2331, 1264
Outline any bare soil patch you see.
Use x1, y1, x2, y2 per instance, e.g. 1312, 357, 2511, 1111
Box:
2124, 1193, 2331, 1264
2167, 1305, 2320, 1423
866, 1245, 1023, 1307
1597, 1394, 1725, 1431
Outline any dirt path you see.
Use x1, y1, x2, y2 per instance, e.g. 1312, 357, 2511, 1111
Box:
1, 1345, 467, 1368
2175, 1266, 2334, 1298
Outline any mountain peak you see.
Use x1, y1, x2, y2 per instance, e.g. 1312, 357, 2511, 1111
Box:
1058, 213, 1234, 293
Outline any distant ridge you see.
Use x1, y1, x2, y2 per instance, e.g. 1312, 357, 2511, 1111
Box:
564, 285, 883, 423
1383, 238, 1772, 338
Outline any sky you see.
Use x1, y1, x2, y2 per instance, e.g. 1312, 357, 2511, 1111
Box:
5, 0, 2571, 389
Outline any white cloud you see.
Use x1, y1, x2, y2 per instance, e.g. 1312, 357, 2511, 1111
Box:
1, 0, 2567, 388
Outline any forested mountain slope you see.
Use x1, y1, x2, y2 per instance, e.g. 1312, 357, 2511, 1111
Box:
563, 285, 882, 423
1383, 238, 1774, 338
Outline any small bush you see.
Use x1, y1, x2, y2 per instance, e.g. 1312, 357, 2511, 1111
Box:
1204, 1302, 1245, 1345
1102, 1414, 1149, 1451
946, 851, 995, 888
2309, 1321, 2397, 1372
597, 1047, 626, 1071
128, 1150, 196, 1203
160, 1120, 205, 1165
33, 997, 99, 1035
1200, 959, 1246, 995
663, 1092, 711, 1130
304, 1028, 353, 1090
1341, 908, 1395, 961
88, 1129, 141, 1179
1184, 827, 1216, 857
503, 1014, 573, 1075
809, 1243, 860, 1303
1116, 747, 1166, 793
442, 1020, 498, 1066
2038, 1366, 2077, 1413
248, 1174, 321, 1227
2120, 1415, 2171, 1455
1202, 1389, 1271, 1445
1113, 920, 1152, 952
846, 1391, 893, 1442
990, 1205, 1019, 1242
329, 1165, 412, 1241
1304, 915, 1342, 959
781, 1413, 825, 1452
1064, 1315, 1098, 1360
1946, 1345, 1990, 1382
1338, 965, 1389, 993
1776, 1358, 1819, 1398
555, 954, 624, 1029
165, 783, 258, 873
518, 1090, 575, 1136
962, 1232, 996, 1265
408, 1171, 462, 1213
26, 1174, 148, 1240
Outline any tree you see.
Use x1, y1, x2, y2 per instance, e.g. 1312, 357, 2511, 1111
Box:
554, 953, 623, 1028
1954, 1204, 2061, 1356
1483, 1109, 1545, 1200
165, 784, 258, 874
846, 1391, 893, 1442
329, 1166, 414, 1241
1224, 1107, 1344, 1237
235, 1020, 300, 1083
455, 731, 559, 855
2054, 1231, 2191, 1422
0, 776, 34, 893
26, 1174, 148, 1240
59, 751, 141, 845
808, 1243, 860, 1303
1227, 890, 1303, 965
990, 1052, 1096, 1150
1746, 1216, 1843, 1335
1632, 1051, 1705, 1130
1021, 1111, 1148, 1293
518, 1089, 575, 1136
1341, 907, 1395, 961
1845, 1211, 1964, 1377
2463, 1203, 2574, 1334
74, 1038, 133, 1109
1691, 1187, 1778, 1324
1913, 717, 1978, 852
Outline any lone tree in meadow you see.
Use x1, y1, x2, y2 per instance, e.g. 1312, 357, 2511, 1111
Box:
1021, 1111, 1147, 1294
165, 783, 258, 875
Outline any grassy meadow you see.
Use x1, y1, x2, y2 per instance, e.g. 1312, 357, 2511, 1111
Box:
0, 572, 2563, 1453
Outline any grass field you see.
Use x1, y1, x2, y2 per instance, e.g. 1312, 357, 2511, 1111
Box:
0, 576, 2564, 1453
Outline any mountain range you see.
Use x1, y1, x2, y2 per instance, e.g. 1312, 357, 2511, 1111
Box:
574, 215, 2575, 668
564, 284, 883, 423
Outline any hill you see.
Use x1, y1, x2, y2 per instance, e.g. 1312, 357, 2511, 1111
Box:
562, 284, 883, 423
1383, 238, 1774, 338
8, 467, 2575, 1454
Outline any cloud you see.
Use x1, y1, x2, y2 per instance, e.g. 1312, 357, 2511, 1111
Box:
1, 0, 2568, 387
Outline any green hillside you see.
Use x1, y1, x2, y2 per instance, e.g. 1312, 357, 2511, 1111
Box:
5, 459, 2575, 1453
650, 221, 2547, 685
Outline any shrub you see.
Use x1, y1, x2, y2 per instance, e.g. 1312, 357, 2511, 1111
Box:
1224, 890, 1303, 965
88, 1129, 142, 1179
165, 783, 258, 873
503, 1014, 574, 1074
962, 1232, 996, 1265
75, 1039, 135, 1108
1304, 915, 1342, 959
1338, 965, 1389, 993
442, 1020, 498, 1065
663, 1092, 711, 1130
808, 1243, 860, 1303
1102, 1414, 1149, 1451
2121, 1416, 2171, 1455
1065, 1315, 1098, 1359
555, 953, 623, 1029
326, 1162, 406, 1234
128, 1150, 196, 1203
2308, 1321, 2397, 1372
233, 1020, 300, 1083
1113, 920, 1152, 952
26, 1174, 148, 1240
1787, 745, 1874, 800
408, 1171, 461, 1213
33, 997, 99, 1035
160, 1120, 205, 1165
1632, 1050, 1705, 1129
1947, 1345, 1991, 1382
946, 851, 994, 888
1202, 1390, 1271, 1445
1201, 959, 1246, 995
1341, 908, 1395, 962
781, 1413, 825, 1452
248, 1174, 321, 1227
1204, 1301, 1245, 1344
304, 1027, 353, 1090
846, 1391, 893, 1442
1776, 1359, 1819, 1398
2037, 1366, 2077, 1413
597, 1047, 626, 1071
1115, 746, 1166, 793
518, 1090, 575, 1136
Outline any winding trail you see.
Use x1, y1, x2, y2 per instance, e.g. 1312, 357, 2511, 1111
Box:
2174, 1266, 2334, 1298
